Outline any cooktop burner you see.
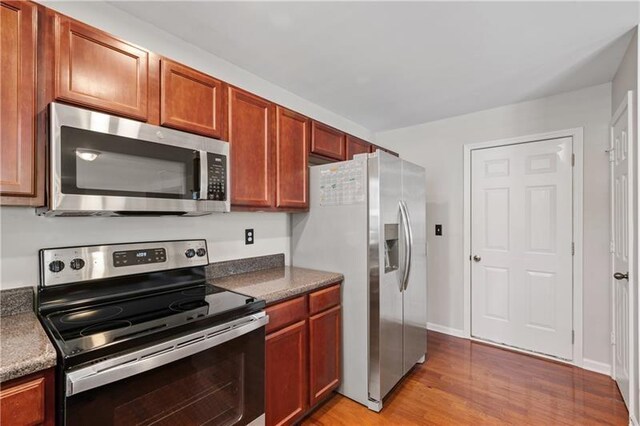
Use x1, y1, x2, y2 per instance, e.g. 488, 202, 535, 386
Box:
42, 282, 261, 364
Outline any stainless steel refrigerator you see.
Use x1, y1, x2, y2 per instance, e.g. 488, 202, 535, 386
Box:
291, 151, 427, 412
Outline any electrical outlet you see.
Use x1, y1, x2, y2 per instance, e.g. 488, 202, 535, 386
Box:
245, 229, 254, 245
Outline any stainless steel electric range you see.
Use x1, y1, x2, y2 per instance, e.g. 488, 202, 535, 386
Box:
37, 240, 267, 426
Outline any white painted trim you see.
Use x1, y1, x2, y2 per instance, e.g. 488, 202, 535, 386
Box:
582, 358, 613, 376
427, 322, 466, 338
462, 127, 585, 367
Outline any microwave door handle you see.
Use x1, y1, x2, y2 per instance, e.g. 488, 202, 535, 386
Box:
198, 150, 208, 200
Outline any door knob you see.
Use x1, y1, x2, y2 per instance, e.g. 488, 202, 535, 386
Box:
614, 272, 629, 281
473, 255, 481, 262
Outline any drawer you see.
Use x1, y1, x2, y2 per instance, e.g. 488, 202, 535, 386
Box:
0, 375, 46, 426
266, 296, 307, 334
309, 284, 341, 315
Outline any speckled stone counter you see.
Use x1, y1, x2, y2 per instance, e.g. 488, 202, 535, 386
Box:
0, 287, 57, 383
209, 266, 343, 305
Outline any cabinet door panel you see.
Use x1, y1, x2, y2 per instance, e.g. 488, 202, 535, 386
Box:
310, 121, 345, 161
160, 59, 225, 138
266, 320, 307, 426
276, 107, 309, 209
55, 16, 148, 120
1, 1, 37, 200
309, 305, 341, 406
346, 135, 370, 160
228, 87, 274, 208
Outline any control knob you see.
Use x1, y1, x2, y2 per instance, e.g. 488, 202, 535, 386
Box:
70, 258, 85, 270
49, 260, 65, 273
185, 249, 196, 258
196, 248, 207, 257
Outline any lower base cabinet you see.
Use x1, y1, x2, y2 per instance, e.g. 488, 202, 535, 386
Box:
265, 283, 341, 426
0, 368, 55, 426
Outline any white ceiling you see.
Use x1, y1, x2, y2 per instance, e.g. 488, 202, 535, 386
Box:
111, 1, 639, 132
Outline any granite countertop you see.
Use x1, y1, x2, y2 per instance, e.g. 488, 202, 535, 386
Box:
209, 266, 343, 304
1, 311, 57, 383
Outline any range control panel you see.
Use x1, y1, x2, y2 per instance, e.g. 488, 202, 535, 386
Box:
40, 240, 209, 287
207, 153, 227, 201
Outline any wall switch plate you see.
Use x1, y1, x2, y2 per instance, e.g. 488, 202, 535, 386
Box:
435, 224, 443, 236
245, 229, 254, 245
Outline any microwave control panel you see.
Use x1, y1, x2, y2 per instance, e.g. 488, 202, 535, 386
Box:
207, 153, 227, 201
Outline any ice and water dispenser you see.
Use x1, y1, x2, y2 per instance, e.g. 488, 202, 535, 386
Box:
384, 224, 399, 273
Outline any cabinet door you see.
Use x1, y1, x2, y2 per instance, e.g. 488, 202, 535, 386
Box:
0, 368, 55, 426
276, 107, 309, 209
309, 305, 341, 406
160, 59, 225, 138
310, 121, 345, 161
228, 87, 274, 208
1, 1, 37, 202
346, 135, 370, 160
266, 320, 308, 426
55, 16, 149, 120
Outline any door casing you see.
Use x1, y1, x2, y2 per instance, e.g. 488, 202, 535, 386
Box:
463, 128, 584, 367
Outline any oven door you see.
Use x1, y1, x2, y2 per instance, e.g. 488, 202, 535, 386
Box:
63, 313, 267, 426
44, 102, 230, 216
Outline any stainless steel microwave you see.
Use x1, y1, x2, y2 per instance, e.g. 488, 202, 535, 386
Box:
38, 103, 230, 216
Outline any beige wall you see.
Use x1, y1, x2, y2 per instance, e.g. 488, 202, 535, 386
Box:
376, 83, 612, 367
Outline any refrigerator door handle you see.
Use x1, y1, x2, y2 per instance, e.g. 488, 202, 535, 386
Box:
400, 200, 413, 291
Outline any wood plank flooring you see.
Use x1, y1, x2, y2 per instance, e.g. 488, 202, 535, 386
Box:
303, 331, 628, 425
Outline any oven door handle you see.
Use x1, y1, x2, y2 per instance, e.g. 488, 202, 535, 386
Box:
66, 312, 268, 396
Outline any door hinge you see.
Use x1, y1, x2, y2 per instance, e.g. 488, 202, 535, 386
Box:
608, 149, 615, 162
571, 243, 575, 255
571, 153, 575, 166
610, 241, 615, 253
611, 331, 616, 345
572, 330, 575, 344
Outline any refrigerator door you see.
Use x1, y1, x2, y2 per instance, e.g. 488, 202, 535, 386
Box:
368, 152, 404, 404
401, 160, 428, 374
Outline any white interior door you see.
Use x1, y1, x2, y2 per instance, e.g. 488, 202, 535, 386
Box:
471, 138, 573, 360
611, 92, 634, 409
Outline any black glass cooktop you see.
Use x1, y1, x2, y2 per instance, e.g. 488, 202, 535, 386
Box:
41, 282, 263, 367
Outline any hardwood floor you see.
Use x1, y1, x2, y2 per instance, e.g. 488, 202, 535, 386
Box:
303, 331, 628, 425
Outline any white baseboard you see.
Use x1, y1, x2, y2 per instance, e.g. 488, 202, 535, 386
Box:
582, 358, 612, 376
427, 322, 466, 338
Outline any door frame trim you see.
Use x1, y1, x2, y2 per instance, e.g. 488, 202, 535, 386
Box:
610, 90, 635, 417
462, 127, 584, 366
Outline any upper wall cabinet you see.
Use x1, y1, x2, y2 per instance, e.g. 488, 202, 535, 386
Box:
1, 1, 38, 204
54, 15, 149, 121
276, 107, 309, 210
346, 135, 371, 160
370, 144, 400, 158
310, 121, 346, 161
160, 58, 226, 139
228, 87, 275, 208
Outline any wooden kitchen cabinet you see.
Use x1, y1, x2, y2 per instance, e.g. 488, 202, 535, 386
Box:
265, 283, 342, 425
160, 58, 226, 138
276, 107, 309, 210
370, 144, 400, 157
309, 305, 341, 406
0, 368, 55, 426
228, 87, 275, 208
54, 15, 149, 121
346, 135, 371, 160
0, 1, 39, 205
266, 320, 308, 426
310, 121, 346, 161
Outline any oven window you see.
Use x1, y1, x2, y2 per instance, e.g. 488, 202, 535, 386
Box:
65, 327, 264, 426
61, 126, 199, 200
